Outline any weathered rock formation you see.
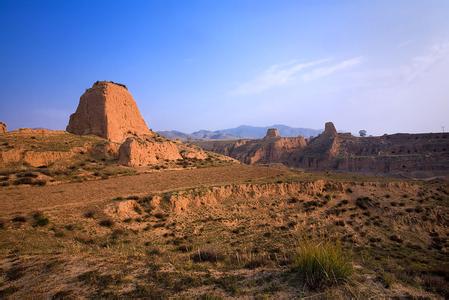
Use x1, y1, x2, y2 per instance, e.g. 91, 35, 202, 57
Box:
264, 128, 280, 139
67, 81, 151, 143
64, 81, 217, 167
195, 129, 307, 165
118, 134, 208, 167
289, 121, 340, 169
196, 122, 449, 176
0, 122, 6, 134
0, 129, 105, 168
290, 123, 449, 176
323, 122, 337, 137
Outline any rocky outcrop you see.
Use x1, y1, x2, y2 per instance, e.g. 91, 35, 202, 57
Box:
0, 130, 108, 168
289, 121, 340, 169
67, 81, 151, 143
118, 135, 207, 167
65, 81, 217, 167
196, 121, 449, 176
145, 179, 418, 214
291, 123, 449, 175
264, 128, 280, 139
194, 135, 307, 165
323, 122, 337, 137
0, 122, 6, 134
118, 135, 182, 166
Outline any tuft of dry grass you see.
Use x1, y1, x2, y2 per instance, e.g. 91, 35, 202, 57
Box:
292, 240, 352, 289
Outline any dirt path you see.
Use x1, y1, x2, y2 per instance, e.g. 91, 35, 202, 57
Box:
0, 165, 285, 216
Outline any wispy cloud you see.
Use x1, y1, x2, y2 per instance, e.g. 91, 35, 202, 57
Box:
230, 58, 330, 95
397, 40, 413, 49
301, 57, 363, 82
230, 57, 362, 95
401, 42, 449, 83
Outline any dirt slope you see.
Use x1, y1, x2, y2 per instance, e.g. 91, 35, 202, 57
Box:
0, 165, 284, 216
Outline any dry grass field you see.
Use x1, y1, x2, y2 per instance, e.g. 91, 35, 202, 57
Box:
1, 165, 448, 299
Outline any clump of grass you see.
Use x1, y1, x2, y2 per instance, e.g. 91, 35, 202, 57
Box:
83, 210, 95, 218
31, 179, 46, 186
13, 177, 33, 185
32, 212, 49, 227
292, 240, 352, 289
11, 215, 27, 223
355, 197, 374, 210
16, 172, 38, 178
191, 249, 224, 263
99, 219, 114, 227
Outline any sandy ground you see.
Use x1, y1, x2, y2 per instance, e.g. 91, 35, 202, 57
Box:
0, 165, 285, 217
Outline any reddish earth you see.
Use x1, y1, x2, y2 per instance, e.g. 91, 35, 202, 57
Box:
0, 165, 283, 215
0, 165, 448, 298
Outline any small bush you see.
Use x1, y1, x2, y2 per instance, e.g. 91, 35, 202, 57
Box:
13, 177, 33, 185
83, 210, 95, 218
191, 249, 224, 263
16, 172, 38, 178
64, 224, 76, 231
11, 216, 27, 223
355, 197, 374, 210
153, 212, 166, 219
244, 257, 268, 269
32, 179, 46, 186
32, 212, 49, 227
146, 247, 161, 256
292, 240, 352, 289
99, 219, 114, 227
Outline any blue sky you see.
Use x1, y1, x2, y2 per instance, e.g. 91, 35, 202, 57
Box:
1, 0, 448, 135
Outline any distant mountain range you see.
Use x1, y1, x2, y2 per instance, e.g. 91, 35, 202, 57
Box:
158, 125, 322, 140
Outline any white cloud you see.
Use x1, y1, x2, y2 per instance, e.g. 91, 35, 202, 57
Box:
301, 57, 363, 82
230, 58, 330, 95
230, 57, 363, 96
401, 42, 449, 83
397, 40, 413, 49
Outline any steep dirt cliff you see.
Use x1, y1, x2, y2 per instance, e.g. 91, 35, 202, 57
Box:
196, 122, 449, 176
195, 129, 307, 165
0, 122, 6, 134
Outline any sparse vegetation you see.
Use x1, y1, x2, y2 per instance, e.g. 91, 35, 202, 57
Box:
292, 240, 352, 289
11, 215, 27, 223
32, 212, 49, 227
98, 219, 114, 227
191, 249, 224, 263
0, 164, 447, 298
83, 210, 95, 218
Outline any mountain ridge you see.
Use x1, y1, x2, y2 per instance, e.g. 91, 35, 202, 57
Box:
158, 125, 322, 140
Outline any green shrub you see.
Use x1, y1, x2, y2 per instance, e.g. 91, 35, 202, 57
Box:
292, 240, 352, 289
32, 212, 49, 227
